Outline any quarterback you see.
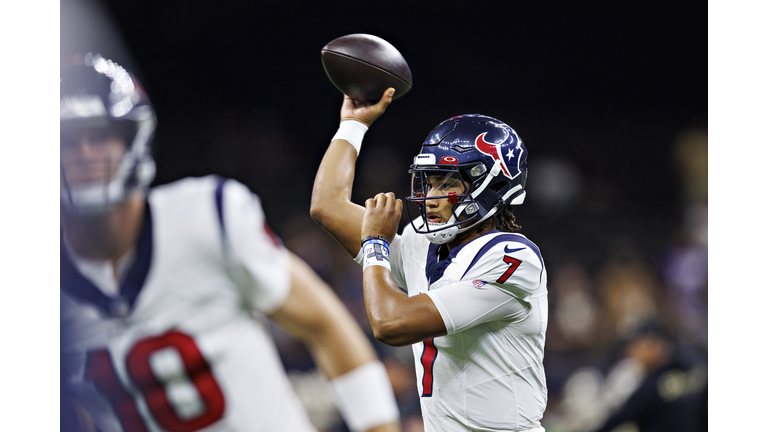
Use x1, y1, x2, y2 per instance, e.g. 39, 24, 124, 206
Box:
311, 89, 548, 432
60, 54, 400, 432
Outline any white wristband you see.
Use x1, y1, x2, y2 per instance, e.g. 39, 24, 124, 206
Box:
328, 361, 400, 432
362, 239, 391, 271
332, 120, 369, 156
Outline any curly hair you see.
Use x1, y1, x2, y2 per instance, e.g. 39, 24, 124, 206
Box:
494, 205, 521, 232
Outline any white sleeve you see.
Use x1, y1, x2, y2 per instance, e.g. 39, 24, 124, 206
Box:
425, 280, 530, 335
220, 180, 291, 314
354, 233, 407, 288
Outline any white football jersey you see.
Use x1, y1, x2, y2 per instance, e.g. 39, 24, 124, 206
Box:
357, 222, 548, 431
61, 176, 317, 432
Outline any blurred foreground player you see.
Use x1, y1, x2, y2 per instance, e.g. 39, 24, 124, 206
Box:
60, 53, 400, 432
311, 90, 548, 432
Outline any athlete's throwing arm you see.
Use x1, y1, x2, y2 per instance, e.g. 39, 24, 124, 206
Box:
310, 90, 448, 346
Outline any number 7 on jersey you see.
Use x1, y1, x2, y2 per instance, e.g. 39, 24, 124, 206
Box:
497, 255, 522, 283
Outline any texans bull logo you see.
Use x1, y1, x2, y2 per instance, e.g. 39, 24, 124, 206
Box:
475, 132, 514, 179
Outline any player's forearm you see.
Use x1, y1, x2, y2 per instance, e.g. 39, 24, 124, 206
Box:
304, 301, 378, 379
276, 254, 376, 378
363, 267, 446, 346
310, 139, 366, 256
311, 139, 357, 215
283, 260, 401, 432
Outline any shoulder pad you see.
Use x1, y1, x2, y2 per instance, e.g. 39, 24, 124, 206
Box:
461, 233, 544, 299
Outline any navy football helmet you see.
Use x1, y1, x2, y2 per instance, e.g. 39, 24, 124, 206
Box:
406, 114, 528, 244
60, 53, 156, 213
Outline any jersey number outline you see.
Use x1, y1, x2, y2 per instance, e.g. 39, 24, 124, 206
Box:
420, 338, 438, 397
497, 255, 522, 283
85, 330, 225, 432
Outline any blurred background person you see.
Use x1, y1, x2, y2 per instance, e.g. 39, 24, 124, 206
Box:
589, 322, 707, 432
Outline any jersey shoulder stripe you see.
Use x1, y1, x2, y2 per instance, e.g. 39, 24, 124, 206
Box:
214, 176, 228, 238
461, 233, 543, 279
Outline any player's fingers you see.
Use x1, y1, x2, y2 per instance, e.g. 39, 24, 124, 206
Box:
383, 192, 396, 208
365, 198, 374, 210
375, 192, 389, 207
371, 193, 382, 208
352, 99, 371, 109
341, 94, 355, 108
394, 198, 403, 214
381, 192, 396, 209
376, 88, 395, 109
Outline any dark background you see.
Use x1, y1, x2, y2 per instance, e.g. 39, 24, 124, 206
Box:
61, 0, 707, 267
61, 1, 708, 430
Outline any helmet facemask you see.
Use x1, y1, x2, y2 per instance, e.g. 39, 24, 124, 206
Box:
406, 159, 526, 245
60, 113, 156, 214
406, 162, 487, 244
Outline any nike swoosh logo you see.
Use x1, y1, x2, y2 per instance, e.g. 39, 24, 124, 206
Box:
504, 246, 525, 254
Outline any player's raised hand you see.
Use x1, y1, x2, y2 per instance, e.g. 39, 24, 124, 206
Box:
341, 88, 395, 127
362, 192, 402, 243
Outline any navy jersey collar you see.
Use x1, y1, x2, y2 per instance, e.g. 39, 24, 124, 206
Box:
425, 230, 500, 286
60, 203, 153, 317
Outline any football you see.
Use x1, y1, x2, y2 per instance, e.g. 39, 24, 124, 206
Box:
321, 33, 413, 105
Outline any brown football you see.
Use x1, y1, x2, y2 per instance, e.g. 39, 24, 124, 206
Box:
321, 33, 413, 104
